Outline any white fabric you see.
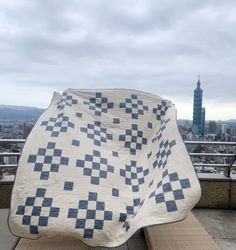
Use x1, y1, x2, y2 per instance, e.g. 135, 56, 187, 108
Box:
9, 89, 201, 247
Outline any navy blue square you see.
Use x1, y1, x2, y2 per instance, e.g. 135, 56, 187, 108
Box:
126, 206, 134, 215
25, 197, 35, 206
34, 163, 43, 172
125, 178, 131, 185
84, 228, 94, 238
40, 171, 49, 180
92, 162, 100, 170
119, 213, 127, 222
76, 219, 85, 229
96, 201, 105, 210
32, 206, 41, 216
16, 206, 25, 215
173, 189, 184, 200
28, 155, 36, 163
107, 165, 114, 172
180, 179, 191, 189
30, 225, 39, 234
112, 151, 119, 157
72, 139, 80, 147
79, 200, 88, 209
76, 159, 84, 167
112, 188, 119, 197
38, 148, 46, 155
91, 176, 99, 185
44, 156, 52, 164
133, 198, 141, 206
51, 164, 59, 172
60, 157, 69, 165
94, 219, 104, 230
68, 208, 78, 218
88, 192, 97, 201
49, 207, 60, 217
113, 118, 120, 124
163, 183, 172, 192
64, 181, 74, 191
36, 188, 46, 197
148, 122, 153, 129
84, 168, 92, 176
155, 193, 165, 203
76, 112, 82, 118
99, 170, 107, 178
42, 198, 52, 207
47, 142, 55, 149
166, 200, 177, 212
132, 185, 139, 192
38, 216, 48, 226
104, 211, 112, 220
85, 154, 93, 161
53, 149, 62, 157
22, 215, 31, 225
86, 210, 96, 219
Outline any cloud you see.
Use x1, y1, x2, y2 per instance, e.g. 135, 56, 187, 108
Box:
0, 0, 236, 119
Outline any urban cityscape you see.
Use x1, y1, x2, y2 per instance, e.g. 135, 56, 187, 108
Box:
0, 82, 236, 177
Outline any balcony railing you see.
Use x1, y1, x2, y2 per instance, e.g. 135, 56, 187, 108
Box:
185, 140, 236, 178
0, 139, 236, 182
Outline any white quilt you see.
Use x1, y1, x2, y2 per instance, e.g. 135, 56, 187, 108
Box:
9, 89, 201, 247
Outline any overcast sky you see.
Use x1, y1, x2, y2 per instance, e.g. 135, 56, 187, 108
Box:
0, 0, 235, 120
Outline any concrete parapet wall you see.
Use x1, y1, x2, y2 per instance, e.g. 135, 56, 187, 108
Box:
0, 183, 13, 209
1, 176, 236, 209
196, 180, 230, 209
230, 180, 236, 209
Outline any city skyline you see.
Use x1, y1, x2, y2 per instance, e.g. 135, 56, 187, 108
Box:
0, 1, 236, 120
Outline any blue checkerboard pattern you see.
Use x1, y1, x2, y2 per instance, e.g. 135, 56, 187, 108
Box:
149, 170, 191, 212
119, 198, 144, 231
153, 100, 169, 120
67, 192, 112, 238
76, 150, 114, 185
81, 121, 113, 146
10, 89, 200, 246
120, 160, 149, 192
84, 92, 114, 117
119, 124, 147, 155
41, 113, 74, 137
15, 188, 60, 234
152, 118, 170, 143
153, 139, 176, 169
27, 142, 69, 180
56, 91, 78, 110
119, 94, 148, 119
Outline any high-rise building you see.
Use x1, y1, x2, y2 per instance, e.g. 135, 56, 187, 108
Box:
201, 107, 205, 137
192, 76, 203, 137
208, 121, 217, 134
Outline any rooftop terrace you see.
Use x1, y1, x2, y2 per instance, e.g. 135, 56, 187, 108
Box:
1, 139, 236, 249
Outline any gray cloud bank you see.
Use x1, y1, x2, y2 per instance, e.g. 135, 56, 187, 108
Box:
0, 0, 236, 119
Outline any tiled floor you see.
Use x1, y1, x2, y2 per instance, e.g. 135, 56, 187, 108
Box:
193, 209, 236, 250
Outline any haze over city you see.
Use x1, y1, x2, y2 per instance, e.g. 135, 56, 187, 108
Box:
0, 0, 236, 120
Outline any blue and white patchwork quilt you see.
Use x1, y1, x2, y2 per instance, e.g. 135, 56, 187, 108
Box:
9, 89, 201, 247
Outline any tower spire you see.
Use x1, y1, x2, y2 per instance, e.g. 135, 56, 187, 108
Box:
197, 74, 201, 88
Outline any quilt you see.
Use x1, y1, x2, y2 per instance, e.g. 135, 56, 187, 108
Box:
9, 89, 201, 247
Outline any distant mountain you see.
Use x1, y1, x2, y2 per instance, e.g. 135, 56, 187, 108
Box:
223, 119, 236, 125
0, 105, 45, 122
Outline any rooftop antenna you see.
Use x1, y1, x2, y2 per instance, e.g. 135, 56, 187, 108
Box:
197, 74, 201, 88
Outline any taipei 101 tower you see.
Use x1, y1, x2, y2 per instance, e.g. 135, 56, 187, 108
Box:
192, 76, 205, 137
